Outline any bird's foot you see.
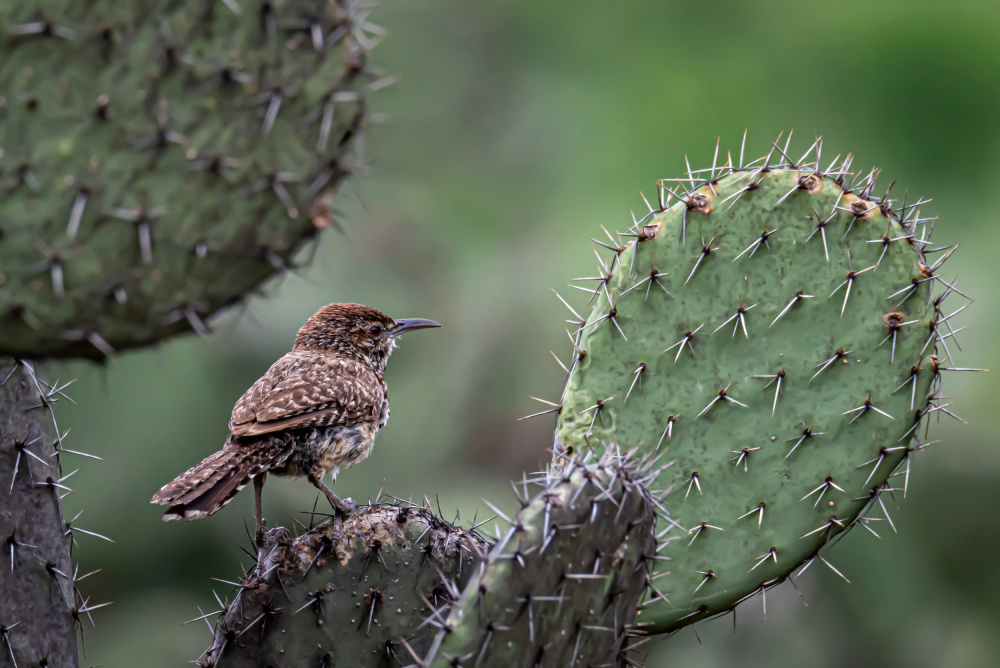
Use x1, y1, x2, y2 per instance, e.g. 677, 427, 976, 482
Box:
337, 496, 359, 515
328, 494, 357, 517
310, 474, 357, 517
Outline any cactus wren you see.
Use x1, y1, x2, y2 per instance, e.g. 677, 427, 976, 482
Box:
150, 303, 440, 540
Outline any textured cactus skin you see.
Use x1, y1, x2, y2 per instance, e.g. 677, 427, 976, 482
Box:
203, 506, 489, 668
0, 0, 375, 359
555, 162, 941, 633
0, 360, 78, 668
425, 453, 658, 667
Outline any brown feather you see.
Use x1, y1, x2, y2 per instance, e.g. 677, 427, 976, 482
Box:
165, 466, 251, 520
229, 352, 384, 436
230, 407, 352, 436
151, 447, 242, 506
152, 436, 290, 520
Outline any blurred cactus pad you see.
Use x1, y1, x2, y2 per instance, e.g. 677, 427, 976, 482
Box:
553, 136, 968, 634
0, 0, 385, 359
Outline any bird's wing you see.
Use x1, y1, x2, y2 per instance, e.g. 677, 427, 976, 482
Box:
229, 355, 383, 437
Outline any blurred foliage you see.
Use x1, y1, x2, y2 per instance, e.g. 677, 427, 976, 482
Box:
35, 0, 997, 666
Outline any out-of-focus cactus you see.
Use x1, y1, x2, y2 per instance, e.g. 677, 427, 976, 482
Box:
201, 505, 490, 667
425, 450, 659, 667
0, 359, 94, 668
0, 0, 382, 359
552, 135, 971, 634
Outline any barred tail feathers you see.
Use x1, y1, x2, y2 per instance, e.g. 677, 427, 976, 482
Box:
151, 446, 253, 521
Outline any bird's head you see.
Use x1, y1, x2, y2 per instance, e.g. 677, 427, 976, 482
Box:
292, 303, 440, 371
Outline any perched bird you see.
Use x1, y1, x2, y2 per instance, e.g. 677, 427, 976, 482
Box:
151, 303, 440, 541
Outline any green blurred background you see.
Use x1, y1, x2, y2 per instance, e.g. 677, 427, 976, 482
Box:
39, 0, 997, 665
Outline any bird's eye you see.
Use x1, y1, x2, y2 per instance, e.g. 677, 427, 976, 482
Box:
369, 325, 382, 337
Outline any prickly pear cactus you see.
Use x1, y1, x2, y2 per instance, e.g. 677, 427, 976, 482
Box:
425, 450, 659, 667
201, 451, 660, 668
203, 505, 489, 668
552, 137, 968, 634
1, 360, 102, 668
0, 0, 382, 359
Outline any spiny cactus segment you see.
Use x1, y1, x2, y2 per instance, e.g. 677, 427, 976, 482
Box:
548, 133, 977, 634
0, 0, 387, 359
202, 504, 489, 668
198, 450, 662, 667
1, 360, 108, 668
424, 449, 661, 667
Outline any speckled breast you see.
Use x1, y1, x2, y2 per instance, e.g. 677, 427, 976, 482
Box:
271, 423, 379, 480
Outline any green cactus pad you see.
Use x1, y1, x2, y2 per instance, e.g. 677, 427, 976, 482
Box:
0, 0, 380, 359
425, 451, 659, 667
203, 506, 489, 668
553, 140, 958, 634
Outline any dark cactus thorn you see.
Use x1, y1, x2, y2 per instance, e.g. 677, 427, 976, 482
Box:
0, 0, 386, 359
549, 133, 978, 634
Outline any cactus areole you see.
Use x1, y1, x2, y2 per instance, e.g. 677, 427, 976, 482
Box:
553, 137, 964, 633
0, 0, 380, 359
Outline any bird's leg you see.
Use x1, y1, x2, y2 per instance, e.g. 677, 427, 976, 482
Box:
253, 473, 267, 547
308, 473, 356, 516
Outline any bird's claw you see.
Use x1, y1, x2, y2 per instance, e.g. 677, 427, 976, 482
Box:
335, 497, 358, 516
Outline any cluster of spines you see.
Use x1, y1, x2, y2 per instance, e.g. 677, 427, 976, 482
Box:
0, 0, 391, 359
0, 360, 110, 666
421, 448, 664, 667
534, 132, 980, 633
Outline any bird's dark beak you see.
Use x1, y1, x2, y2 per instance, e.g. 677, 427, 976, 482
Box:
391, 318, 441, 336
